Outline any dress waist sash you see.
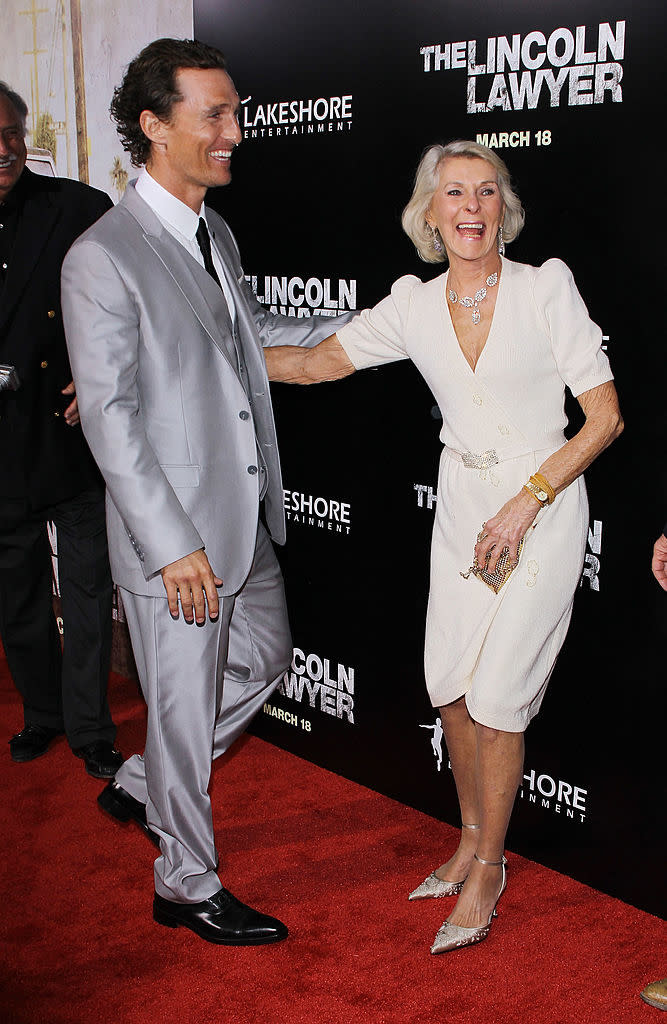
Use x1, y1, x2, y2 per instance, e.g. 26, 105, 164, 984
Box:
444, 433, 565, 469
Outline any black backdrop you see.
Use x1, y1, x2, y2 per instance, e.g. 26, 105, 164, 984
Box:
194, 0, 665, 916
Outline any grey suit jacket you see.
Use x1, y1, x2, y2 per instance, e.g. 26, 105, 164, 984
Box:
61, 182, 354, 598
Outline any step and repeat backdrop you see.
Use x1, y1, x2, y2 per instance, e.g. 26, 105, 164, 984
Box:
194, 0, 665, 917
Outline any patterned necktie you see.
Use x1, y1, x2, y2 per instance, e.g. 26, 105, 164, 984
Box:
195, 217, 222, 289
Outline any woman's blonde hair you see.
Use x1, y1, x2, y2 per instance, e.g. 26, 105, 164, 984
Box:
401, 140, 525, 263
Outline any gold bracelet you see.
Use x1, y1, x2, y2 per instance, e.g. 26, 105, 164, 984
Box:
523, 483, 546, 506
531, 473, 556, 505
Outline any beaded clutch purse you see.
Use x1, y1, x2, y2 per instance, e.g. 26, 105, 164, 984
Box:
460, 525, 524, 595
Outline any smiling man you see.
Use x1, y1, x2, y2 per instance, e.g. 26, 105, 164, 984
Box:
61, 39, 355, 946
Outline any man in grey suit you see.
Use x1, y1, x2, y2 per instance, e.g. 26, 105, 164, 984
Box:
61, 38, 353, 946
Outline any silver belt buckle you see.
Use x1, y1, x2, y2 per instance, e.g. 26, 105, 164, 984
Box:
461, 449, 499, 470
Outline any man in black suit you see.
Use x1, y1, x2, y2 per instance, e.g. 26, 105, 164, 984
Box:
0, 82, 122, 777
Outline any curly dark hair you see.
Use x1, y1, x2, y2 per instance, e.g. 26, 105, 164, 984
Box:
110, 37, 229, 166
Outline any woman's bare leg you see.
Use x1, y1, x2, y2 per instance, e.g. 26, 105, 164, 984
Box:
434, 696, 481, 881
445, 720, 524, 928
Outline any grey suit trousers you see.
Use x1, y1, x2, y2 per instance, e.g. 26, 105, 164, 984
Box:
116, 522, 291, 902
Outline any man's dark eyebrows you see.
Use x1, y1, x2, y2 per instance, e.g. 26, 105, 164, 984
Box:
205, 102, 238, 115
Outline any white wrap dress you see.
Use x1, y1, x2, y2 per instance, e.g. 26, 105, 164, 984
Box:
336, 258, 613, 731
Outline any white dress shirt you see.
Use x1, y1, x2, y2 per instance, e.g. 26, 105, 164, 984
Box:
135, 167, 236, 322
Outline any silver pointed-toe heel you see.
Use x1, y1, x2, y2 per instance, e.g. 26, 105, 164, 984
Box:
408, 823, 480, 901
408, 872, 465, 901
430, 853, 508, 954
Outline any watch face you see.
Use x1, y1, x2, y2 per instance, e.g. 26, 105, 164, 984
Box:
526, 482, 548, 504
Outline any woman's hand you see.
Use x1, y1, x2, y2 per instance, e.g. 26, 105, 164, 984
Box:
474, 489, 540, 573
470, 381, 623, 575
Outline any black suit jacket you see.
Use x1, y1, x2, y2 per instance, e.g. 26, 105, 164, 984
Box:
0, 168, 112, 508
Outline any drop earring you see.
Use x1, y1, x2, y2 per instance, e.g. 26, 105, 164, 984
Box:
497, 225, 505, 256
430, 224, 444, 254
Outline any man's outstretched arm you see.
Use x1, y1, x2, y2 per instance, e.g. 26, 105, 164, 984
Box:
652, 532, 667, 591
264, 335, 356, 384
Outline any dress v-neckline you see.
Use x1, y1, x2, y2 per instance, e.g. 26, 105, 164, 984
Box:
443, 259, 505, 376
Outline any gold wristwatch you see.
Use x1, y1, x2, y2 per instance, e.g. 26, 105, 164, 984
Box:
523, 480, 549, 506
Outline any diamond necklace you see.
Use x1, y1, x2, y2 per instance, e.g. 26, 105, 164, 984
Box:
448, 271, 499, 325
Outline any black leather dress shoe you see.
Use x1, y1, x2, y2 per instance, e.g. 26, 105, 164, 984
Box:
9, 724, 62, 762
153, 888, 288, 945
73, 740, 124, 779
97, 780, 161, 848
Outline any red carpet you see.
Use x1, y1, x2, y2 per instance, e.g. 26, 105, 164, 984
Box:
1, 664, 664, 1024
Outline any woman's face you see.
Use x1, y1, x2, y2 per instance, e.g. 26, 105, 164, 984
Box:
426, 156, 505, 266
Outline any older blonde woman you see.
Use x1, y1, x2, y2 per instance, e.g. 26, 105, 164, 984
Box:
264, 140, 622, 954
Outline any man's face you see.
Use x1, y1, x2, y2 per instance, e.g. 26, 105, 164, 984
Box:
0, 94, 27, 201
148, 67, 242, 208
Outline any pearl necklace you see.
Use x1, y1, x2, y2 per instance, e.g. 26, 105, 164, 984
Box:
448, 272, 499, 325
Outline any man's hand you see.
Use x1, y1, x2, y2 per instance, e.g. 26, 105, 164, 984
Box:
160, 549, 223, 623
61, 381, 80, 425
651, 534, 667, 591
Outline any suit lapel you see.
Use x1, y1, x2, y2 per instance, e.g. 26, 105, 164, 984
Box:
120, 184, 236, 371
0, 171, 61, 335
207, 214, 268, 380
145, 230, 235, 348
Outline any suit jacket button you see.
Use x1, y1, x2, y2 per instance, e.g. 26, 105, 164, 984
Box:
247, 465, 258, 475
239, 410, 250, 420
47, 310, 56, 319
41, 360, 48, 369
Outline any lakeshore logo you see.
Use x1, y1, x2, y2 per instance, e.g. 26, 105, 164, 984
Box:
277, 647, 356, 723
519, 766, 588, 823
421, 726, 588, 822
247, 273, 356, 318
419, 19, 625, 113
241, 94, 353, 140
580, 518, 603, 592
284, 489, 352, 535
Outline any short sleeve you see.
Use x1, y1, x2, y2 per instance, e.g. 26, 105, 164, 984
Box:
533, 258, 613, 397
336, 275, 420, 370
